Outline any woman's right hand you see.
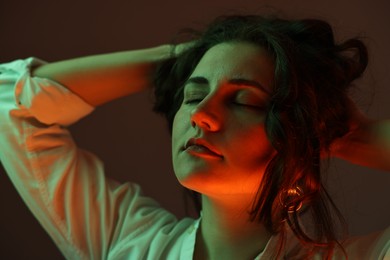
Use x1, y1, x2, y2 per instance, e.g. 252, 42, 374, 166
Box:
172, 41, 196, 57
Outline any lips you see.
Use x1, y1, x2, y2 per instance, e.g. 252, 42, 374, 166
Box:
184, 138, 223, 158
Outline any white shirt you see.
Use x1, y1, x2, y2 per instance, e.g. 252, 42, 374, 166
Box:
0, 58, 389, 260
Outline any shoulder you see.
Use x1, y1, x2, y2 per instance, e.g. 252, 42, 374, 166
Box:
270, 225, 390, 259
341, 226, 390, 259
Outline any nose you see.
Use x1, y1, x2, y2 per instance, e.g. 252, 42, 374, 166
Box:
190, 98, 222, 132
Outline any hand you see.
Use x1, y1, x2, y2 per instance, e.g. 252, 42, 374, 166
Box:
344, 96, 372, 132
329, 96, 390, 171
173, 41, 196, 57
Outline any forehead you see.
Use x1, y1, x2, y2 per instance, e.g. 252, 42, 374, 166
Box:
190, 41, 275, 90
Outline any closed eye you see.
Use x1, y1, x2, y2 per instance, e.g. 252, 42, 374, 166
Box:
232, 90, 267, 110
184, 98, 203, 104
232, 102, 265, 110
231, 94, 268, 109
183, 91, 207, 105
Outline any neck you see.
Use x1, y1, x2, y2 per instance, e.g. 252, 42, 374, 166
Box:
194, 194, 272, 260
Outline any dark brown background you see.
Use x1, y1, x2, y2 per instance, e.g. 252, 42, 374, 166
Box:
1, 0, 389, 258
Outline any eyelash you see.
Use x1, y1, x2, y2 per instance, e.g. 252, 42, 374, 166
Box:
233, 102, 265, 110
184, 98, 264, 110
184, 98, 203, 104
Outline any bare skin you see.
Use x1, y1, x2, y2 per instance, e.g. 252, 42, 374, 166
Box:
193, 195, 271, 260
330, 100, 390, 171
31, 43, 193, 106
172, 42, 275, 259
29, 40, 389, 258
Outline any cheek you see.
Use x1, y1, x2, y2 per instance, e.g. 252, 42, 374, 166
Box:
227, 126, 275, 170
172, 107, 191, 157
250, 128, 274, 160
172, 108, 187, 138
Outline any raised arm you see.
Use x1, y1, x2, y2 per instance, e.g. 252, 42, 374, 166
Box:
330, 98, 390, 172
31, 44, 173, 106
0, 43, 192, 259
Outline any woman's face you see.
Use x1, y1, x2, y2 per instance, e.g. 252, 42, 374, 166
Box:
172, 41, 275, 197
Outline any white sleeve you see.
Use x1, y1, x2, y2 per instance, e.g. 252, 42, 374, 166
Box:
0, 58, 179, 260
0, 57, 94, 126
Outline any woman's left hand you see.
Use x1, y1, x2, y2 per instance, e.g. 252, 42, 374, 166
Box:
329, 96, 390, 172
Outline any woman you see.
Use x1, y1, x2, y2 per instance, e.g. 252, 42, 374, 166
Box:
0, 15, 389, 259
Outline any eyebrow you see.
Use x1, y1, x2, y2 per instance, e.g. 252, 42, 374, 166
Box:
184, 76, 270, 95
